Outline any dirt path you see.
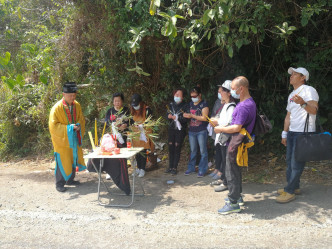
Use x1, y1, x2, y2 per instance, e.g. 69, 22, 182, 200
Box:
0, 159, 332, 249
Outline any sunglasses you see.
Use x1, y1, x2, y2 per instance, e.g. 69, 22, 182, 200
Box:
191, 95, 198, 98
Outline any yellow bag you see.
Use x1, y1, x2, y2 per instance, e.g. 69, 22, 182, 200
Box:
237, 128, 254, 167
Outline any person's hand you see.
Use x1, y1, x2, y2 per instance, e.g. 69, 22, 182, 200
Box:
183, 113, 192, 119
293, 94, 305, 105
119, 123, 127, 131
210, 118, 218, 126
74, 125, 80, 131
168, 114, 173, 119
281, 138, 287, 146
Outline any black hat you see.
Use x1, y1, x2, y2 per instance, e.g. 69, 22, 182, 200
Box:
62, 82, 77, 93
131, 93, 142, 107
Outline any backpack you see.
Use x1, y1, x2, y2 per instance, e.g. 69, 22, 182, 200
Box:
252, 111, 272, 136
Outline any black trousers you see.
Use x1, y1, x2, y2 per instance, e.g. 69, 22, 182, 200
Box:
136, 149, 147, 170
55, 165, 75, 188
168, 128, 186, 170
87, 158, 130, 195
215, 143, 228, 185
225, 151, 242, 204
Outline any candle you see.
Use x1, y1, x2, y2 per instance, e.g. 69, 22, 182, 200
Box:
94, 118, 98, 146
88, 131, 96, 150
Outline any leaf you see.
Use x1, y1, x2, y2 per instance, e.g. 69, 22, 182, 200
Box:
165, 21, 174, 36
0, 52, 11, 66
215, 35, 221, 46
17, 7, 22, 20
5, 78, 16, 89
182, 36, 187, 48
207, 9, 216, 20
50, 15, 56, 25
221, 24, 229, 34
202, 9, 210, 25
239, 23, 244, 32
171, 16, 177, 26
301, 17, 308, 27
188, 9, 192, 17
250, 25, 257, 34
40, 75, 48, 84
174, 15, 185, 20
190, 44, 195, 55
208, 30, 212, 40
149, 0, 157, 15
158, 12, 171, 19
16, 74, 25, 86
227, 46, 233, 58
235, 39, 243, 49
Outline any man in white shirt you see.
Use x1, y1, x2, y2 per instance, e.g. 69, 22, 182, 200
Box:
277, 67, 319, 203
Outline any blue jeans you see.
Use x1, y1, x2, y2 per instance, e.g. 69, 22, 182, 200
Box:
284, 131, 306, 194
187, 130, 208, 174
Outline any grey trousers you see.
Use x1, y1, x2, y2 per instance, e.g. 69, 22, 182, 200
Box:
225, 152, 242, 204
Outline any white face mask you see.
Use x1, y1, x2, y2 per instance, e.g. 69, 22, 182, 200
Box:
133, 105, 140, 110
174, 96, 182, 104
191, 97, 199, 103
231, 87, 240, 99
218, 93, 222, 100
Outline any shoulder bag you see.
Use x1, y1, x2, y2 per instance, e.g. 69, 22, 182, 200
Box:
294, 113, 332, 162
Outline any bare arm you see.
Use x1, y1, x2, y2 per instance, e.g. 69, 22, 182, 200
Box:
293, 94, 318, 115
192, 107, 209, 121
214, 124, 242, 134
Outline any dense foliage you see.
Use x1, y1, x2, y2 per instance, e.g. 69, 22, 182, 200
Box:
0, 0, 331, 159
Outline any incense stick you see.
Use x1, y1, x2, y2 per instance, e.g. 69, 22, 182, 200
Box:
88, 131, 96, 150
101, 122, 107, 139
204, 114, 216, 127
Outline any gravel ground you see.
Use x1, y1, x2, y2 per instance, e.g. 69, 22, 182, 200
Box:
0, 159, 332, 249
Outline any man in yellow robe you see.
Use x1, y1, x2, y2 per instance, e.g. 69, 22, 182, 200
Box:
49, 82, 86, 192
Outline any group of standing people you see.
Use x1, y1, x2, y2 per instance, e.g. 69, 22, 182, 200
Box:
49, 66, 319, 214
164, 77, 256, 214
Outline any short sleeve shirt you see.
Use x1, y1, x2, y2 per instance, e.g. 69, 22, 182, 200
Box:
286, 85, 319, 132
231, 97, 256, 134
189, 100, 209, 132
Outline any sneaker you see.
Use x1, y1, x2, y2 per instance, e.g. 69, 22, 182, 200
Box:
277, 188, 301, 195
218, 202, 241, 215
184, 170, 195, 176
276, 192, 295, 203
210, 179, 223, 186
164, 168, 172, 174
197, 172, 205, 178
212, 173, 221, 180
209, 172, 217, 177
56, 186, 67, 192
214, 184, 228, 192
138, 169, 145, 178
170, 169, 177, 175
106, 174, 111, 180
224, 196, 244, 206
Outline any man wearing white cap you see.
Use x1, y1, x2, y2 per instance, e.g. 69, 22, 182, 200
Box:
277, 67, 319, 203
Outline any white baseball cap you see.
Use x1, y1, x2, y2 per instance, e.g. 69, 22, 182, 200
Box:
288, 67, 309, 81
221, 80, 232, 91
